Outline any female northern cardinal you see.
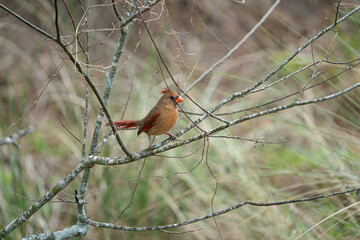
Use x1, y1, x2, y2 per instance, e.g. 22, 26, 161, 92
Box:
106, 88, 184, 148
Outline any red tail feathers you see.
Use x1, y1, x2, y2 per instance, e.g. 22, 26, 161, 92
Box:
106, 120, 138, 129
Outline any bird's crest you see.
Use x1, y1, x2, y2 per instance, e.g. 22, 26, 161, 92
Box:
161, 88, 171, 94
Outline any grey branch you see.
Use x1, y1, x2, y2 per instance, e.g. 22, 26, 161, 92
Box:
90, 82, 360, 166
23, 223, 89, 240
0, 126, 34, 148
84, 188, 359, 232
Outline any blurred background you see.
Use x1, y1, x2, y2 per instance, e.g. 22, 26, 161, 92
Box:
1, 0, 360, 239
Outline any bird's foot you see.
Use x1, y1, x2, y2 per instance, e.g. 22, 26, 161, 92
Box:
165, 133, 177, 141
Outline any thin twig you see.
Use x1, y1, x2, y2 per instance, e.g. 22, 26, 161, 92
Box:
113, 158, 148, 223
160, 228, 203, 234
120, 70, 134, 120
294, 72, 321, 102
93, 131, 113, 155
199, 16, 230, 51
334, 0, 342, 25
57, 116, 82, 144
295, 201, 359, 240
217, 61, 360, 116
154, 143, 203, 158
1, 65, 60, 142
183, 0, 281, 94
61, 0, 86, 56
205, 137, 223, 240
209, 135, 292, 145
12, 192, 76, 204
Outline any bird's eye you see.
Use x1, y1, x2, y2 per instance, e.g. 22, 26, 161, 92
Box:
170, 96, 175, 100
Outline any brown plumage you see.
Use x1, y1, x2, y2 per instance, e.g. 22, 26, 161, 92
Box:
106, 88, 184, 148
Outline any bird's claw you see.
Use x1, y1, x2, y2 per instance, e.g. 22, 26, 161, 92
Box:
166, 133, 177, 141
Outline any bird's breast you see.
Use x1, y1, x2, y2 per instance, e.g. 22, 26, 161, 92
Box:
146, 109, 178, 136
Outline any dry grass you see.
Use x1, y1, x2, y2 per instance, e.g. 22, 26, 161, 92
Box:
1, 0, 360, 239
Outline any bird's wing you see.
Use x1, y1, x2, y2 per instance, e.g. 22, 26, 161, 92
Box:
138, 112, 160, 135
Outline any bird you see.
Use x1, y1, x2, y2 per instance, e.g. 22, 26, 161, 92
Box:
106, 88, 184, 149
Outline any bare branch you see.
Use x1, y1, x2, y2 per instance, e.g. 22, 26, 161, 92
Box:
0, 126, 34, 148
91, 81, 360, 166
84, 188, 360, 232
0, 4, 56, 41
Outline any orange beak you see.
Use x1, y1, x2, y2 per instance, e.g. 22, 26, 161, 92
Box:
176, 96, 184, 103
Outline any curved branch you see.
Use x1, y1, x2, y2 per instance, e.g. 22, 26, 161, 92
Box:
85, 188, 359, 231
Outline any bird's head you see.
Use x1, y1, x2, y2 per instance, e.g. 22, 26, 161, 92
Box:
160, 88, 184, 108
